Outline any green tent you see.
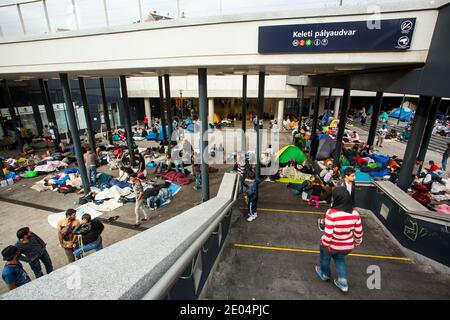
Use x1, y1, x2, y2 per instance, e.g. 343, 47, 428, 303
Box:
275, 145, 307, 164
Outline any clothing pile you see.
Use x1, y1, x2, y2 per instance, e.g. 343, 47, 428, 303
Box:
410, 170, 450, 212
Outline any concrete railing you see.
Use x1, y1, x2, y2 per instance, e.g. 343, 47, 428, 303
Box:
1, 172, 239, 300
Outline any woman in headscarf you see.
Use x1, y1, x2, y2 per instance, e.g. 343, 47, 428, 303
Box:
315, 187, 363, 293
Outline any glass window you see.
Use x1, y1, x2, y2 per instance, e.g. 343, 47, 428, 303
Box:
46, 0, 77, 31
0, 6, 24, 38
76, 0, 107, 29
106, 0, 140, 26
20, 1, 49, 35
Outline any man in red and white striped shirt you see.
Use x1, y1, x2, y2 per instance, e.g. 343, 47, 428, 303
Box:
315, 187, 363, 293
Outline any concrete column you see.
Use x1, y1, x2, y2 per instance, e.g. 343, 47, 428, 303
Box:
158, 76, 167, 144
208, 98, 214, 123
119, 75, 136, 167
2, 80, 23, 148
277, 99, 284, 128
164, 74, 173, 148
32, 104, 44, 136
59, 73, 90, 194
333, 89, 350, 166
311, 87, 321, 160
100, 78, 113, 145
144, 98, 151, 119
78, 77, 96, 151
256, 71, 265, 182
367, 92, 383, 147
198, 68, 210, 202
397, 96, 433, 191
417, 97, 441, 172
38, 79, 60, 147
334, 96, 341, 119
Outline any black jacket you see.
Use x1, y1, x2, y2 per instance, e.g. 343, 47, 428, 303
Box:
337, 180, 355, 207
73, 219, 104, 245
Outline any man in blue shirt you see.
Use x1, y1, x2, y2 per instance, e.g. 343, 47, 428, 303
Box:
2, 245, 31, 291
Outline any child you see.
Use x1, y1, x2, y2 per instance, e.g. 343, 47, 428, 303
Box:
309, 178, 323, 208
246, 178, 259, 222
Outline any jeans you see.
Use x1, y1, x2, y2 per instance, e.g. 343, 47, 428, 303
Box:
443, 156, 448, 171
155, 162, 167, 172
88, 165, 97, 185
29, 250, 53, 278
376, 136, 384, 147
319, 245, 349, 282
248, 198, 257, 217
194, 172, 201, 189
135, 199, 148, 224
174, 162, 184, 173
73, 236, 103, 259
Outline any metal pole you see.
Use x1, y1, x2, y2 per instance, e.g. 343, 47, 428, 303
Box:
2, 80, 23, 148
367, 91, 383, 147
100, 78, 113, 144
310, 86, 321, 160
164, 74, 173, 150
103, 0, 110, 26
119, 75, 136, 167
256, 71, 265, 181
326, 88, 332, 122
43, 0, 52, 32
17, 4, 26, 35
297, 85, 304, 132
59, 73, 90, 194
43, 79, 61, 146
416, 97, 441, 172
32, 104, 44, 136
198, 68, 210, 202
242, 74, 247, 152
333, 88, 350, 167
138, 0, 143, 21
72, 0, 79, 30
158, 76, 167, 145
397, 96, 433, 191
78, 77, 96, 151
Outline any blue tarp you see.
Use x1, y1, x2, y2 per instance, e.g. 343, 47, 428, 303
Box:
368, 169, 390, 178
64, 168, 79, 174
146, 125, 171, 141
369, 154, 391, 165
389, 106, 414, 122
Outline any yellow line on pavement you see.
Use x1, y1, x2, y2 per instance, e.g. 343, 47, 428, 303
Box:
239, 207, 367, 217
233, 244, 411, 262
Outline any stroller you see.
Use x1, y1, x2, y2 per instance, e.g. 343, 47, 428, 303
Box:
107, 149, 126, 170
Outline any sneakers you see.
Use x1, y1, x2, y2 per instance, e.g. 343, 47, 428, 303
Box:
334, 279, 349, 293
318, 218, 325, 232
247, 213, 257, 222
315, 266, 330, 281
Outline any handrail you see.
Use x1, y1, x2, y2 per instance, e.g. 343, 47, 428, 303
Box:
142, 176, 238, 299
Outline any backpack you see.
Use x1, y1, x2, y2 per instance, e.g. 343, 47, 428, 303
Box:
60, 223, 74, 241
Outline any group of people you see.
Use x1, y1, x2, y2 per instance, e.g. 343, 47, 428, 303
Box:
2, 210, 104, 291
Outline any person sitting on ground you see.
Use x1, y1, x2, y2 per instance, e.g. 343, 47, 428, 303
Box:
425, 160, 440, 173
173, 149, 185, 173
154, 153, 172, 174
22, 142, 34, 155
72, 214, 104, 259
350, 131, 360, 143
1, 245, 31, 291
309, 178, 324, 208
15, 227, 53, 279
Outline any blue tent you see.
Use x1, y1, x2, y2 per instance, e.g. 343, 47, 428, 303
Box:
146, 125, 170, 141
389, 106, 414, 122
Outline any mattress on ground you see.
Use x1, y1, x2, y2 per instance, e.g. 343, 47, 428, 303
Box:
276, 177, 305, 184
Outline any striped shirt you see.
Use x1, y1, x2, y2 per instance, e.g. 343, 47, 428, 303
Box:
321, 208, 363, 252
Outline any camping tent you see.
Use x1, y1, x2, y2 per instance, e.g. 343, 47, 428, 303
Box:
316, 138, 337, 160
146, 125, 171, 141
275, 145, 307, 164
389, 106, 414, 122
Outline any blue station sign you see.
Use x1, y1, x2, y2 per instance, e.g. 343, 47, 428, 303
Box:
258, 18, 416, 53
